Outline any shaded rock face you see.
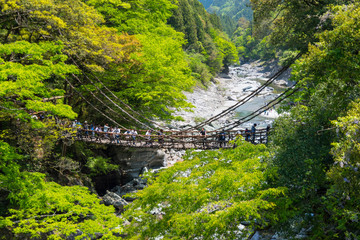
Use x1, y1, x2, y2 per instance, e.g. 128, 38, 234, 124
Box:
109, 146, 166, 180
93, 146, 166, 195
94, 170, 122, 196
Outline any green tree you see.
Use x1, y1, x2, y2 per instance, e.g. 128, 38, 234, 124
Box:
326, 101, 360, 239
0, 40, 79, 170
0, 141, 122, 239
124, 139, 287, 239
267, 2, 360, 237
249, 0, 353, 51
84, 0, 196, 120
0, 41, 77, 119
186, 51, 213, 86
211, 29, 238, 67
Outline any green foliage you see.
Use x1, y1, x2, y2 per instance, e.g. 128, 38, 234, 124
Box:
0, 141, 44, 209
269, 105, 333, 199
249, 0, 354, 51
267, 2, 360, 238
199, 0, 253, 22
232, 19, 276, 62
324, 101, 360, 239
210, 28, 238, 67
219, 14, 237, 37
86, 156, 118, 176
0, 41, 78, 119
126, 27, 195, 119
124, 139, 287, 239
277, 49, 300, 67
0, 40, 79, 173
290, 3, 360, 116
0, 141, 122, 239
168, 0, 238, 82
87, 0, 177, 34
0, 0, 118, 68
186, 51, 213, 86
86, 0, 196, 120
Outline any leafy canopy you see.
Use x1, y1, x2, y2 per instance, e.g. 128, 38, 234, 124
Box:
124, 139, 287, 239
0, 140, 123, 239
0, 41, 78, 120
267, 2, 360, 238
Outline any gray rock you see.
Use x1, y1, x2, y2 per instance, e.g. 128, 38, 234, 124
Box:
274, 80, 288, 87
227, 95, 237, 101
111, 178, 147, 201
102, 190, 128, 211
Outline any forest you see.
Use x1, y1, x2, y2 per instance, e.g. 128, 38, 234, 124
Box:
1, 0, 360, 239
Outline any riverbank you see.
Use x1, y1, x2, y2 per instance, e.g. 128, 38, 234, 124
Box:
167, 61, 290, 131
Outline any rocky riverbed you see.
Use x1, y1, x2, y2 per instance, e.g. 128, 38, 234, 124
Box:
166, 61, 290, 131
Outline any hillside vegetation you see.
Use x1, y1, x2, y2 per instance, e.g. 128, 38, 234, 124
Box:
1, 0, 360, 239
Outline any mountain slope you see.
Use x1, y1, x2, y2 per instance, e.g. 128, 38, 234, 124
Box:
198, 0, 252, 21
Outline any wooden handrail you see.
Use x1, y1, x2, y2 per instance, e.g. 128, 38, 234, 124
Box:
66, 127, 270, 149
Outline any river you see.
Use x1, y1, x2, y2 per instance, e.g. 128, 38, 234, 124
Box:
168, 61, 289, 131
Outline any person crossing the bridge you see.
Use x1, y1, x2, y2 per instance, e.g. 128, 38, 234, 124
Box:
251, 123, 257, 143
83, 121, 89, 138
109, 127, 116, 143
145, 130, 152, 146
75, 120, 82, 139
157, 129, 164, 146
200, 128, 206, 148
90, 123, 95, 139
94, 125, 102, 142
124, 129, 131, 145
113, 127, 121, 144
103, 123, 109, 139
266, 124, 271, 144
131, 129, 138, 145
218, 129, 226, 148
245, 128, 251, 141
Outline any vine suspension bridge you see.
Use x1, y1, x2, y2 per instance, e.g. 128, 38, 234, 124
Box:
67, 127, 270, 150
60, 54, 301, 150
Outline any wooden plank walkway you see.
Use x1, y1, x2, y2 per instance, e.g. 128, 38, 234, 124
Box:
73, 128, 270, 150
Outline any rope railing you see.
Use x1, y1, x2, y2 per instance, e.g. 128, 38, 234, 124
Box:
66, 127, 270, 149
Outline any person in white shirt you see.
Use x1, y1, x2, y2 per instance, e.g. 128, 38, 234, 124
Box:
95, 126, 102, 142
103, 124, 109, 138
113, 127, 121, 144
145, 130, 152, 146
131, 129, 138, 145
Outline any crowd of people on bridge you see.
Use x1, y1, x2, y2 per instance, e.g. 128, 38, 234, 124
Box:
66, 120, 270, 147
28, 110, 270, 148
29, 111, 270, 148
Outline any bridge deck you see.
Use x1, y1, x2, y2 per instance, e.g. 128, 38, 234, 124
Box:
73, 129, 269, 149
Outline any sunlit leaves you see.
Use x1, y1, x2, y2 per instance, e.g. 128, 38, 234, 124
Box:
0, 41, 78, 119
0, 141, 122, 239
124, 140, 286, 239
324, 101, 360, 238
265, 2, 360, 238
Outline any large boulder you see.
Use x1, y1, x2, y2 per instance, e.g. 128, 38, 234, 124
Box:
111, 178, 147, 201
102, 190, 128, 211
